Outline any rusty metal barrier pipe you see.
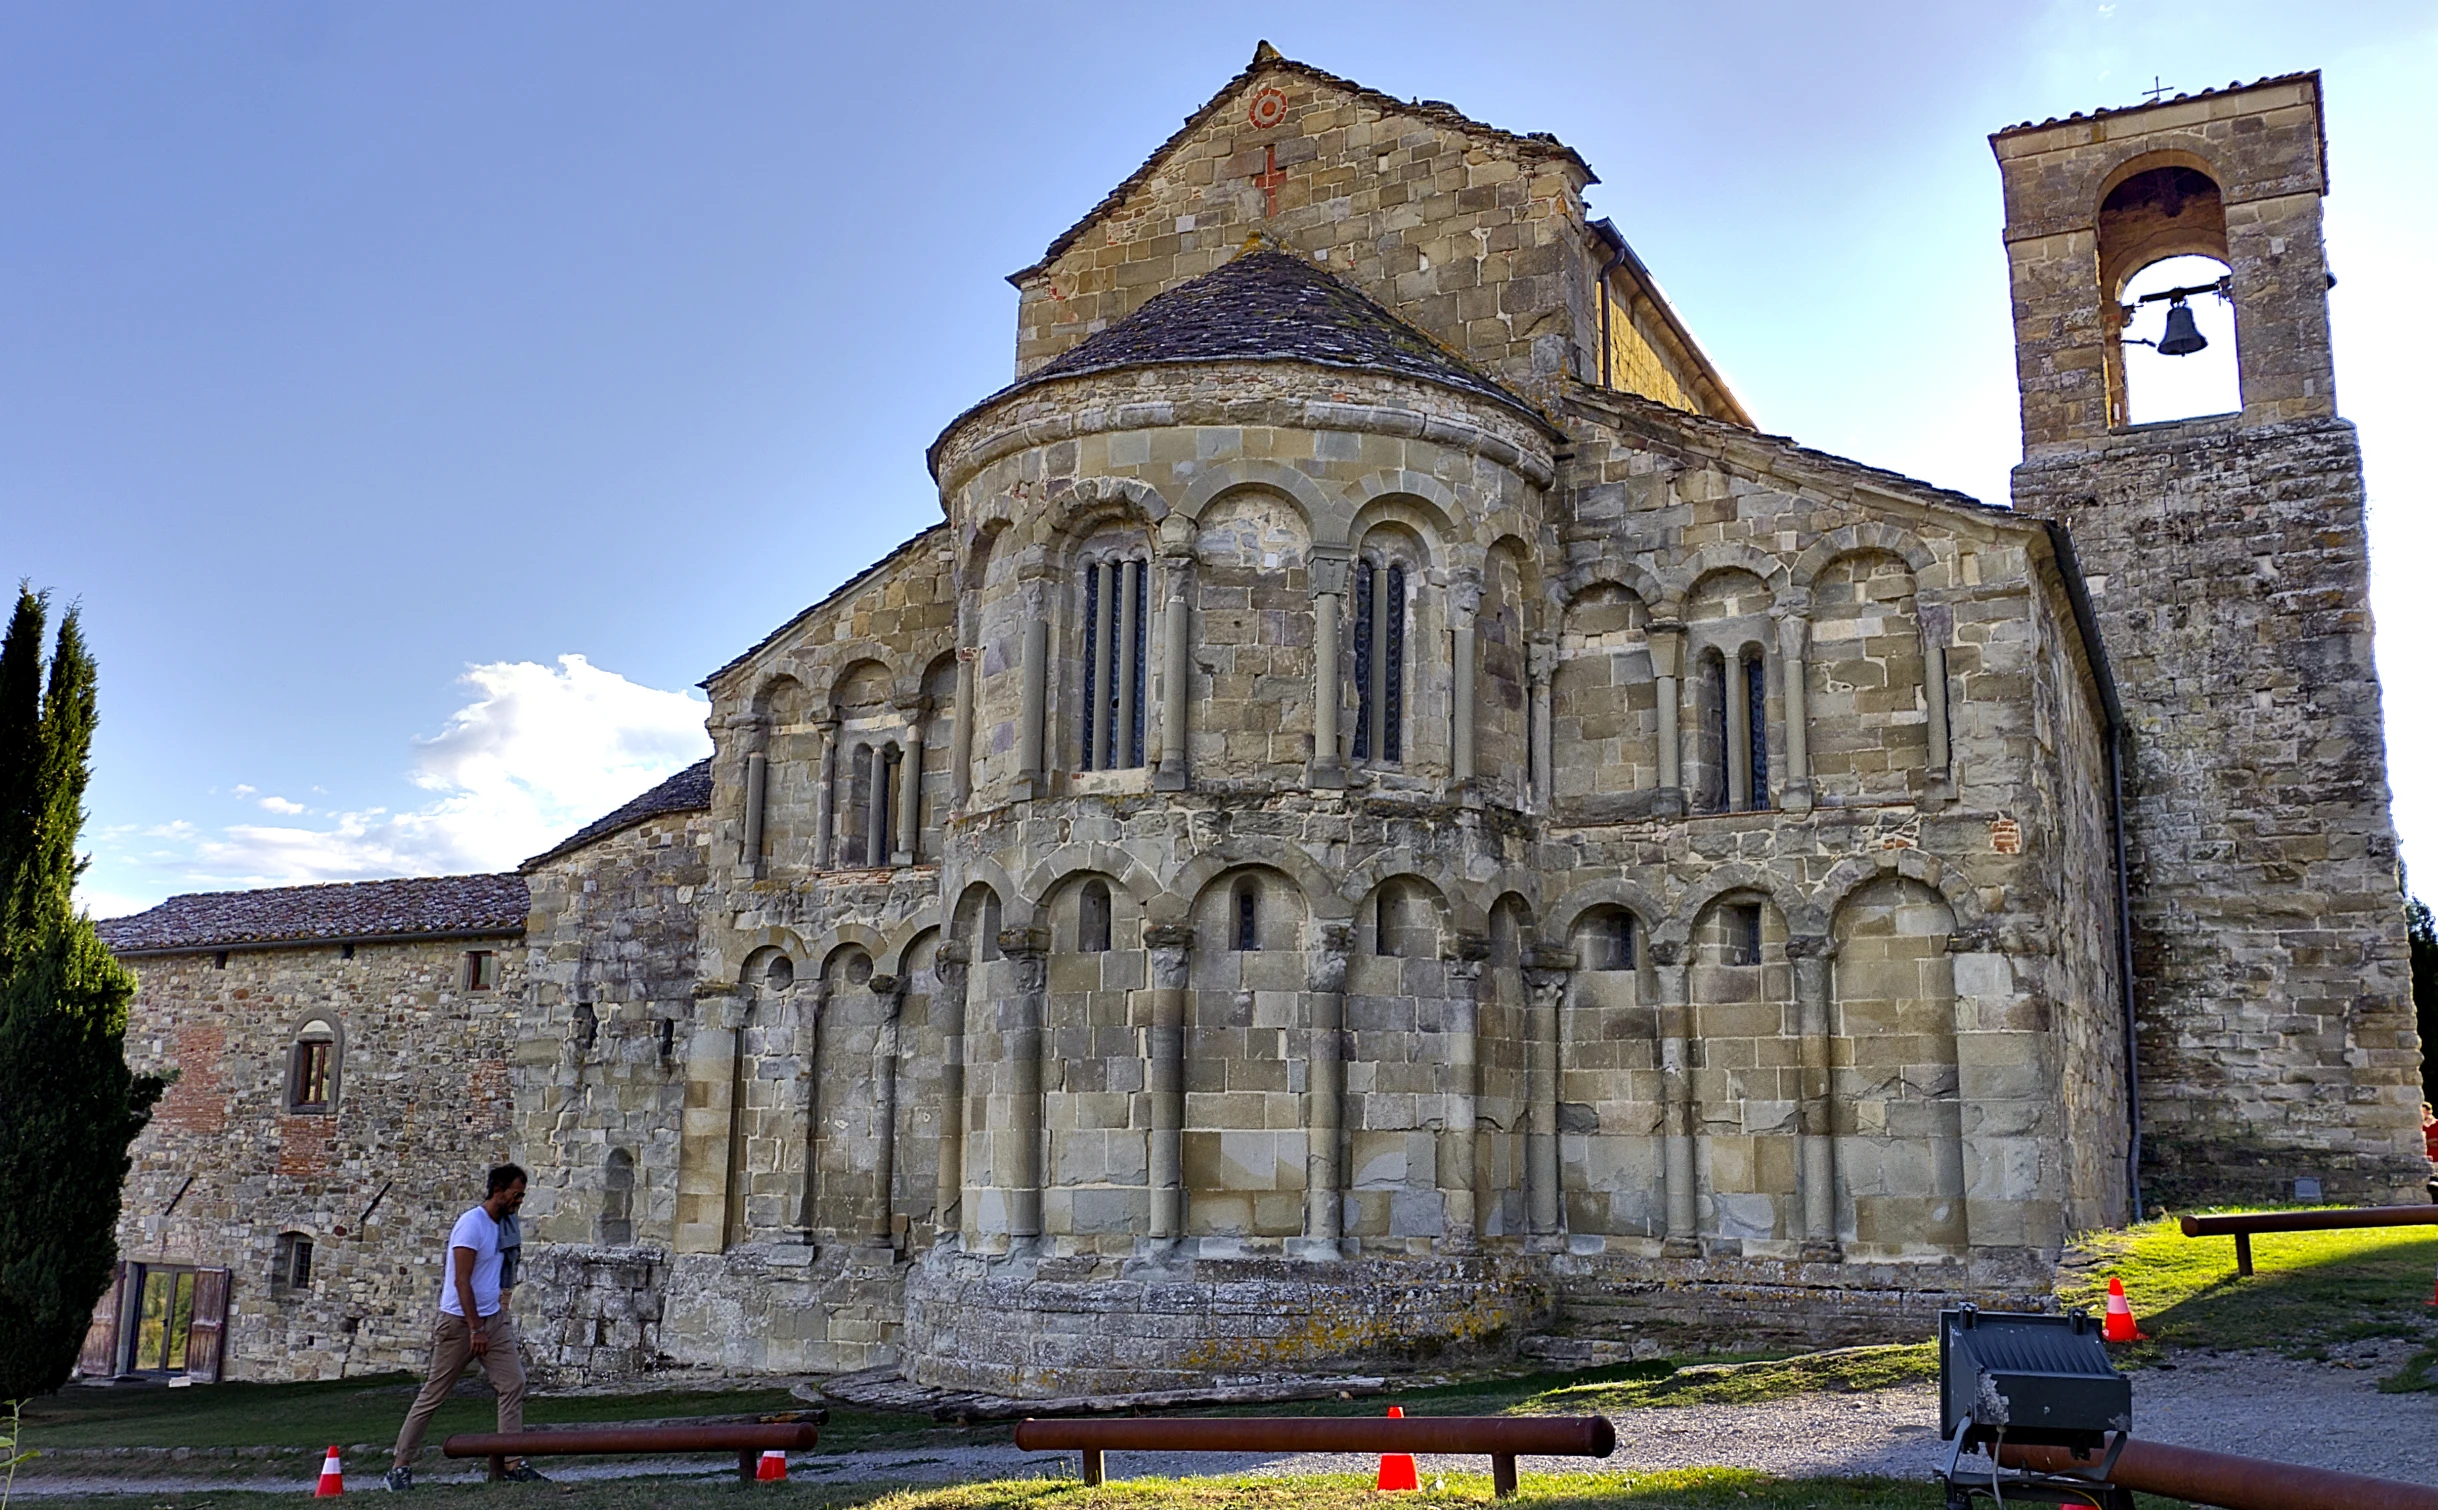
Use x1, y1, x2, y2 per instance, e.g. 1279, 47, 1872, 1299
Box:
2179, 1205, 2438, 1276
2001, 1437, 2438, 1510
444, 1423, 821, 1483
1013, 1414, 1614, 1498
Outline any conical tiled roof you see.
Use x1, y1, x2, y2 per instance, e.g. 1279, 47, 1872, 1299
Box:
933, 251, 1549, 470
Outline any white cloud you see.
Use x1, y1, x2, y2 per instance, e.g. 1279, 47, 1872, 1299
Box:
90, 656, 710, 904
230, 784, 256, 797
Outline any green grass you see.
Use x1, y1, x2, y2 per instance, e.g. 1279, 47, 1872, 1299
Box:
2058, 1212, 2438, 1378
1523, 1346, 1938, 1415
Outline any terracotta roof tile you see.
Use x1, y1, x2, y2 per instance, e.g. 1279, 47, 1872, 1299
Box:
97, 873, 529, 955
521, 758, 714, 870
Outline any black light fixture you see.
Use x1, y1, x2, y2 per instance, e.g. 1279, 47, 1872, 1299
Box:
2122, 276, 2229, 357
1937, 1305, 2134, 1508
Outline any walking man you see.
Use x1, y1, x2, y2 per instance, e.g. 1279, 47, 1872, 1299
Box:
386, 1164, 544, 1489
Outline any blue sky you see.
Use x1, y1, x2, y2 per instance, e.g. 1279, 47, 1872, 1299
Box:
5, 2, 2434, 916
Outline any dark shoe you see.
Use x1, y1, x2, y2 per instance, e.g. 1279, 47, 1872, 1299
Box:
384, 1466, 414, 1492
499, 1461, 550, 1483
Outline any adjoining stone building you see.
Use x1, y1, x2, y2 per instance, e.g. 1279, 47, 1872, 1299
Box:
94, 50, 2423, 1392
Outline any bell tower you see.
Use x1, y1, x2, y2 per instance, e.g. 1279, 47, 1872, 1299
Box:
1992, 74, 2427, 1204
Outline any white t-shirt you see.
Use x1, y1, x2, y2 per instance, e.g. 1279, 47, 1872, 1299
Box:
437, 1205, 505, 1318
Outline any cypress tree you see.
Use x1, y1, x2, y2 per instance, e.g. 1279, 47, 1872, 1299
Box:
0, 587, 165, 1400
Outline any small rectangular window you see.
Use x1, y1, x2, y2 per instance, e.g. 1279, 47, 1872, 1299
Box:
275, 1233, 313, 1291
465, 950, 499, 991
1593, 911, 1635, 972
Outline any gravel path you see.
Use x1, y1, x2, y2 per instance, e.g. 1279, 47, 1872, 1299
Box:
18, 1349, 2437, 1495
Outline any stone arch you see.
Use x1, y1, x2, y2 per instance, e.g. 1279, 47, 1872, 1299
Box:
1348, 495, 1450, 568
1019, 843, 1164, 909
811, 923, 889, 979
1563, 562, 1668, 615
747, 670, 808, 721
1344, 469, 1460, 549
1790, 523, 1937, 592
949, 857, 1030, 929
1160, 842, 1348, 926
1049, 475, 1171, 536
879, 906, 945, 978
1669, 543, 1789, 606
1810, 849, 1982, 944
740, 944, 798, 990
283, 1007, 345, 1112
1336, 848, 1464, 926
1545, 876, 1672, 952
1666, 864, 1816, 948
719, 925, 813, 988
956, 517, 1008, 598
1353, 871, 1455, 960
1176, 460, 1341, 539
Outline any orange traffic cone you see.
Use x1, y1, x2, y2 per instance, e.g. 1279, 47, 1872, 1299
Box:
756, 1450, 788, 1482
315, 1446, 345, 1497
2101, 1275, 2142, 1342
1375, 1405, 1418, 1492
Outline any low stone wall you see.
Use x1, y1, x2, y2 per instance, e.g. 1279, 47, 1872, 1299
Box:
655, 1244, 911, 1376
519, 1245, 667, 1385
902, 1245, 1553, 1397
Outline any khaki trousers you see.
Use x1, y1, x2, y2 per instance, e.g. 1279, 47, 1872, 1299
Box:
392, 1311, 526, 1468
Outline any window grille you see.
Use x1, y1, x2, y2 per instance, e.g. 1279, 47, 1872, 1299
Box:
1353, 561, 1407, 763
1079, 557, 1149, 769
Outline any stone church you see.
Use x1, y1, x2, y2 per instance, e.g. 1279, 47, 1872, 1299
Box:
86, 51, 2424, 1394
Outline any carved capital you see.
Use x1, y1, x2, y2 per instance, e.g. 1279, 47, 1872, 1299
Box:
1307, 547, 1353, 598
1783, 933, 1832, 960
1447, 570, 1483, 620
1307, 920, 1354, 994
1144, 922, 1196, 952
996, 925, 1050, 960
1157, 513, 1198, 559
1647, 938, 1685, 967
1527, 636, 1558, 683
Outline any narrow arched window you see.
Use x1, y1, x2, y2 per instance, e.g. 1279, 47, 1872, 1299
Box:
1726, 903, 1764, 968
1375, 886, 1402, 957
1743, 649, 1770, 811
1079, 554, 1149, 770
600, 1148, 635, 1246
1234, 880, 1261, 952
1353, 559, 1408, 764
288, 1019, 338, 1113
763, 954, 795, 990
1079, 880, 1113, 954
1584, 908, 1635, 972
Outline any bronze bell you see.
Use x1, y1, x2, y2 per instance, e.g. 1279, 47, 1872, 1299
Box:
2156, 298, 2208, 356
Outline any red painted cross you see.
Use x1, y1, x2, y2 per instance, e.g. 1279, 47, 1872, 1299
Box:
1252, 144, 1285, 217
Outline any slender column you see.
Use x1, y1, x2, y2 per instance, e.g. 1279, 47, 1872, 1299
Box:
676, 987, 745, 1254
1116, 559, 1141, 767
864, 746, 890, 868
1155, 520, 1194, 791
793, 983, 833, 1241
1790, 936, 1839, 1261
811, 717, 840, 869
1441, 937, 1490, 1249
771, 980, 812, 1245
1920, 602, 1955, 809
1724, 652, 1753, 811
1778, 610, 1813, 815
932, 945, 969, 1243
1016, 618, 1048, 798
1143, 924, 1194, 1243
1653, 941, 1700, 1257
1650, 624, 1684, 818
893, 718, 924, 866
1527, 639, 1555, 813
867, 974, 905, 1246
1308, 550, 1349, 789
1450, 573, 1480, 788
742, 750, 769, 878
1298, 922, 1352, 1258
951, 648, 978, 807
999, 927, 1049, 1245
1524, 958, 1570, 1238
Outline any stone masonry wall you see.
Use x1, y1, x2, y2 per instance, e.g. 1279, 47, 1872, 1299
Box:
115, 937, 523, 1381
2015, 421, 2424, 1202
